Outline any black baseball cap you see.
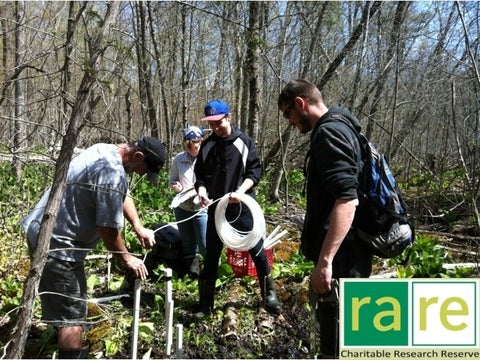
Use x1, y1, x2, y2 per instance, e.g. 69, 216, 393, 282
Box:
137, 136, 167, 184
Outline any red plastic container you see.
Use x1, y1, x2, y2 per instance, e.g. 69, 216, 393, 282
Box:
226, 248, 274, 278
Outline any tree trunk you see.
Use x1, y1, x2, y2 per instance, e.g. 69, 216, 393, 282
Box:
364, 2, 409, 142
146, 1, 170, 147
454, 1, 480, 231
135, 2, 157, 137
318, 1, 382, 90
265, 1, 292, 202
181, 3, 188, 127
246, 1, 260, 141
268, 2, 382, 202
6, 3, 120, 357
12, 1, 25, 182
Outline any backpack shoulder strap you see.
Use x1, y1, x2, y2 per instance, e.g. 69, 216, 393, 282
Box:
325, 113, 354, 128
323, 113, 368, 161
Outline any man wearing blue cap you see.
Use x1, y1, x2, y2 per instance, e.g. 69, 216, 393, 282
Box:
169, 124, 207, 277
20, 136, 167, 358
194, 100, 282, 316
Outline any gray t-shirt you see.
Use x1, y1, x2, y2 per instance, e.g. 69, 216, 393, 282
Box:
21, 143, 127, 261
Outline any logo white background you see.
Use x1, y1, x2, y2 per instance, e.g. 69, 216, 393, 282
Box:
412, 282, 477, 346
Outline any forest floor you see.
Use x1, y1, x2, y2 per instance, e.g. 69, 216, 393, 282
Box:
6, 202, 480, 359
21, 213, 319, 359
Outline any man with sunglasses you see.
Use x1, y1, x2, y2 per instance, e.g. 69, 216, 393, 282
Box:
193, 99, 282, 316
21, 136, 167, 358
278, 80, 373, 358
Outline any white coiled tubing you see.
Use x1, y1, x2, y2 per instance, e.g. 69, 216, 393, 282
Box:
214, 193, 266, 251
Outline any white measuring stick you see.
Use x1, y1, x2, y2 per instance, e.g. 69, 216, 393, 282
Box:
176, 324, 183, 359
130, 279, 141, 360
165, 268, 173, 355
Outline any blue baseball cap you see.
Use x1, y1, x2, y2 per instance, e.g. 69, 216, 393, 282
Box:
182, 125, 205, 140
201, 100, 230, 121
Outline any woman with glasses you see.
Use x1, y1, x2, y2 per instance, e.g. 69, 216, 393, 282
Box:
169, 124, 207, 278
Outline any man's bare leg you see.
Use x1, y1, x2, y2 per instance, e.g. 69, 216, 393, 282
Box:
57, 325, 83, 349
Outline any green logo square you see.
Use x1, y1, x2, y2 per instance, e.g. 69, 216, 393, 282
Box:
343, 280, 409, 346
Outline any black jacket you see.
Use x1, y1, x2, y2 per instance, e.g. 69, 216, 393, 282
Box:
194, 125, 261, 200
301, 105, 362, 262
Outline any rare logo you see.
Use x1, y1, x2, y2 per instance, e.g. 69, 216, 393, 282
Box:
341, 279, 478, 348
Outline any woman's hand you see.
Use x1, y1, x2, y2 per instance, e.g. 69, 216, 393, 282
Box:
171, 181, 183, 193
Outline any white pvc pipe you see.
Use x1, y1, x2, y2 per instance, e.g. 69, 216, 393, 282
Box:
106, 253, 112, 285
175, 323, 183, 359
264, 239, 281, 250
442, 262, 479, 269
265, 225, 281, 243
164, 268, 173, 355
264, 230, 288, 249
130, 279, 141, 360
166, 300, 174, 355
269, 229, 288, 244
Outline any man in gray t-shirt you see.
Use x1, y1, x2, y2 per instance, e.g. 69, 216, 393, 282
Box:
20, 136, 167, 359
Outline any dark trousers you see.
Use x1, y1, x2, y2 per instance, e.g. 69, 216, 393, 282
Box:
201, 202, 270, 279
316, 231, 372, 357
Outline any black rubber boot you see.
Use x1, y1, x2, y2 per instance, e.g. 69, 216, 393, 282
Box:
194, 278, 216, 317
259, 275, 282, 315
58, 342, 89, 359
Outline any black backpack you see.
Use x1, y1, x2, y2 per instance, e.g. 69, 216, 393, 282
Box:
329, 114, 415, 259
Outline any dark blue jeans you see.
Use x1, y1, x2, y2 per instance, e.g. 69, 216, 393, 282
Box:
174, 206, 207, 257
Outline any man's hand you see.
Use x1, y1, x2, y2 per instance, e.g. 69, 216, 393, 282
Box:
123, 254, 149, 281
228, 191, 242, 203
135, 226, 156, 249
197, 186, 212, 207
310, 263, 333, 295
99, 226, 149, 281
123, 196, 155, 248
